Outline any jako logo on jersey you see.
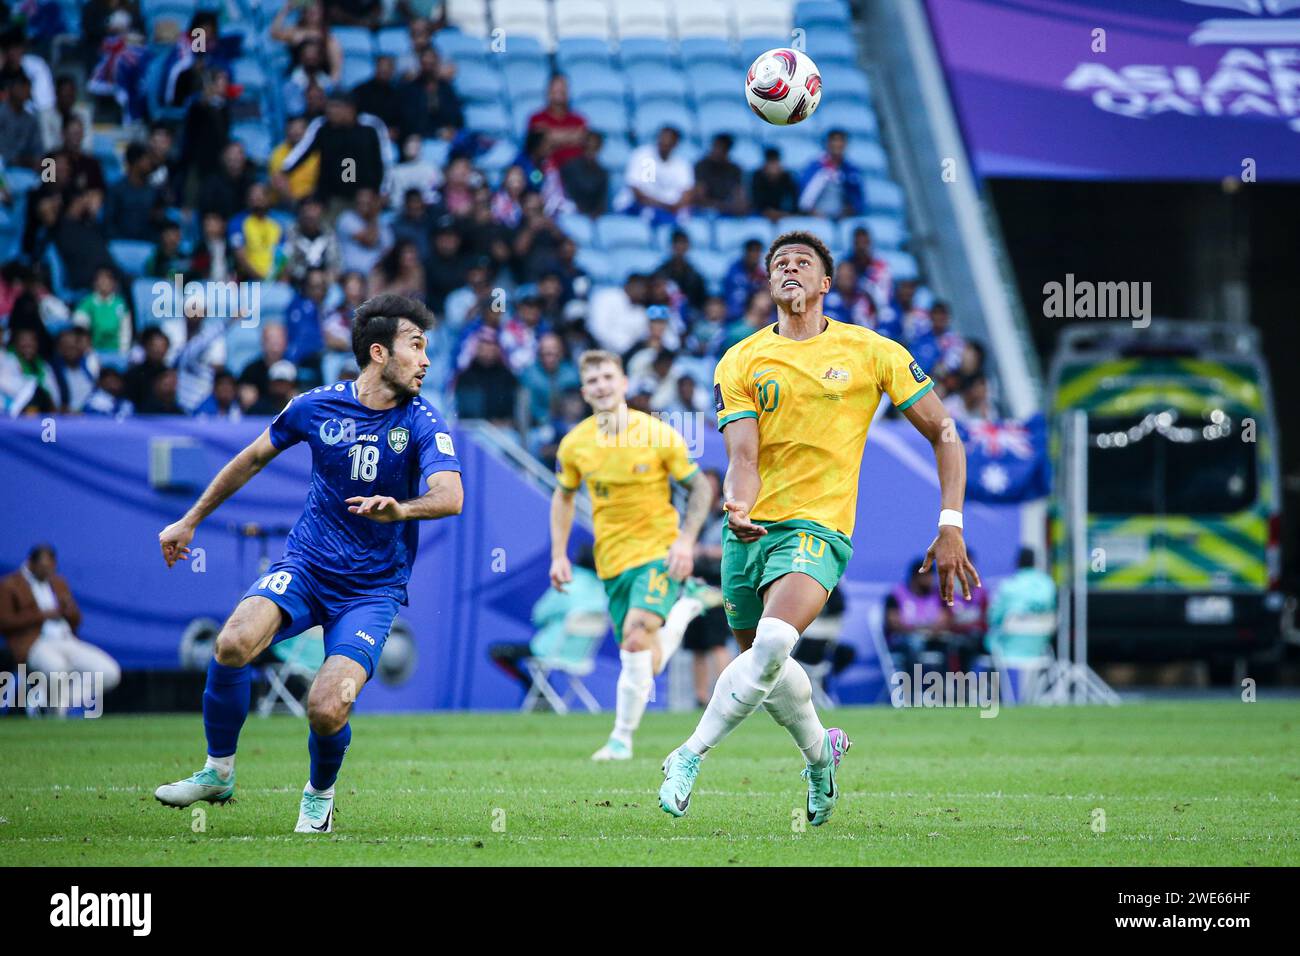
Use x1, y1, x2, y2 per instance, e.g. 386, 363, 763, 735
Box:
319, 419, 353, 445
909, 361, 927, 383
355, 630, 376, 645
387, 427, 410, 453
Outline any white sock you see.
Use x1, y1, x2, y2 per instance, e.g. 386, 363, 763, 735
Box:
655, 595, 703, 675
762, 659, 827, 765
686, 617, 800, 755
305, 782, 334, 799
612, 649, 654, 745
205, 754, 235, 778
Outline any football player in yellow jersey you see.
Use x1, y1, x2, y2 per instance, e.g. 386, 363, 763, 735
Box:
551, 350, 715, 761
660, 231, 982, 824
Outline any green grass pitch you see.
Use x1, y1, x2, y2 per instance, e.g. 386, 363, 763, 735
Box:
1, 701, 1297, 866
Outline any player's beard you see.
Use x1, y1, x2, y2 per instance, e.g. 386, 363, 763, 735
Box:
381, 360, 422, 399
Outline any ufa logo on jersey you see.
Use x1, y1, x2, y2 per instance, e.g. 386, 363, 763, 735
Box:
387, 427, 409, 453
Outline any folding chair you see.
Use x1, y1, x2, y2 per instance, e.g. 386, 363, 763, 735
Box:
520, 609, 609, 714
258, 627, 326, 717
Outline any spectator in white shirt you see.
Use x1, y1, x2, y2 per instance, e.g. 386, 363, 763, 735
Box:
615, 125, 695, 226
587, 272, 652, 356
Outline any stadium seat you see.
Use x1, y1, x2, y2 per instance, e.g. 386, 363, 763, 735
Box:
633, 101, 698, 143
838, 215, 906, 252
258, 282, 295, 325
627, 69, 689, 108
736, 2, 793, 39
511, 97, 546, 136
224, 322, 263, 379
499, 34, 548, 68
616, 6, 672, 40
764, 134, 822, 172
446, 0, 491, 36
420, 137, 452, 168
596, 134, 631, 172
556, 36, 614, 71
805, 29, 858, 65
613, 247, 664, 281
657, 218, 713, 252
618, 36, 674, 70
846, 139, 889, 174
716, 217, 775, 250
819, 64, 871, 101
503, 60, 550, 100
679, 36, 739, 70
595, 214, 655, 250
557, 212, 597, 246
815, 101, 879, 140
739, 36, 789, 68
477, 139, 520, 181
688, 249, 733, 290
879, 249, 920, 282
231, 123, 273, 165
775, 215, 837, 250
581, 100, 631, 139
729, 137, 764, 171
132, 278, 160, 328
491, 0, 552, 44
435, 30, 488, 62
376, 27, 414, 60
109, 240, 155, 278
464, 103, 512, 137
795, 0, 852, 30
864, 177, 906, 212
697, 101, 761, 141
574, 248, 614, 284
674, 1, 733, 40
568, 65, 626, 104
341, 55, 375, 88
333, 26, 373, 57
454, 60, 506, 103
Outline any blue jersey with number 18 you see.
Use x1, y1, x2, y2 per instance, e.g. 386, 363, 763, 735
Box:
268, 381, 461, 603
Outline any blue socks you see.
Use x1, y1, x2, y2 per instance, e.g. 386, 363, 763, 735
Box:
203, 659, 251, 760
308, 723, 352, 792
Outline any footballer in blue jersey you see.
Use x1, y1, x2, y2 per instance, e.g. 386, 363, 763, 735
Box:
153, 295, 463, 833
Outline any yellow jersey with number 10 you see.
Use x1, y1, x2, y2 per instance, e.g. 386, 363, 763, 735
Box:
713, 318, 932, 537
555, 410, 700, 580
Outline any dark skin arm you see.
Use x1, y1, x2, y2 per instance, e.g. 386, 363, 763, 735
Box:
666, 469, 714, 580
900, 388, 982, 605
720, 416, 766, 543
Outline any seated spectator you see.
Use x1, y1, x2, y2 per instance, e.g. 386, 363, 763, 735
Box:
2, 27, 55, 113
229, 183, 285, 282
986, 548, 1057, 662
454, 328, 518, 424
883, 558, 948, 677
239, 322, 290, 398
0, 73, 43, 170
823, 261, 873, 327
443, 258, 495, 332
798, 129, 866, 218
53, 190, 115, 292
45, 115, 106, 196
588, 273, 651, 356
560, 130, 609, 218
103, 142, 162, 240
138, 366, 183, 414
369, 240, 426, 300
519, 331, 579, 429
322, 271, 366, 380
499, 287, 549, 373
48, 326, 99, 413
198, 140, 255, 222
392, 187, 435, 261
655, 230, 708, 311
178, 69, 234, 202
388, 136, 442, 213
686, 295, 728, 357
284, 268, 328, 377
351, 54, 402, 130
270, 0, 343, 83
944, 373, 993, 424
193, 368, 243, 421
511, 191, 567, 283
718, 289, 774, 354
124, 327, 171, 407
145, 122, 179, 206
283, 92, 388, 208
535, 271, 569, 326
722, 238, 767, 319
0, 326, 53, 413
337, 187, 393, 275
890, 279, 928, 348
527, 73, 588, 170
146, 221, 192, 279
625, 305, 678, 381
39, 75, 92, 155
269, 115, 320, 206
751, 146, 799, 221
398, 47, 464, 141
0, 544, 120, 708
436, 154, 479, 218
694, 133, 746, 216
325, 0, 383, 29
73, 267, 133, 356
249, 359, 299, 414
282, 195, 340, 285
282, 35, 338, 115
659, 371, 709, 415
845, 226, 893, 321
462, 189, 514, 276
424, 216, 470, 315
615, 125, 694, 226
82, 364, 134, 418
907, 299, 966, 377
492, 165, 530, 229
190, 211, 233, 282
551, 236, 591, 302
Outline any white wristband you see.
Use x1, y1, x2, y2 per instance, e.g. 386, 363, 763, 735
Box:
938, 509, 963, 530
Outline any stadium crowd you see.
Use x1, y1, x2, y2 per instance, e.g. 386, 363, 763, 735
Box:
0, 1, 999, 466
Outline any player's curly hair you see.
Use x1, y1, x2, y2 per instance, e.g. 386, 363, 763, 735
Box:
766, 231, 835, 279
352, 294, 434, 367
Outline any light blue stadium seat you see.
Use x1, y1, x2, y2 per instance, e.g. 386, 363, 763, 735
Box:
846, 139, 888, 174
774, 215, 837, 250
376, 27, 413, 59
595, 214, 655, 250
716, 217, 775, 250
613, 247, 664, 281
879, 249, 920, 282
503, 60, 550, 100
765, 134, 822, 172
231, 122, 273, 165
656, 219, 712, 252
556, 37, 614, 71
142, 0, 196, 33
740, 36, 788, 66
334, 27, 373, 57
500, 35, 548, 68
455, 60, 506, 102
633, 101, 698, 142
557, 212, 596, 246
597, 135, 631, 172
133, 278, 161, 328
109, 240, 155, 278
687, 64, 740, 105
815, 101, 878, 139
582, 100, 630, 139
511, 97, 545, 136
864, 177, 906, 212
818, 64, 871, 101
805, 31, 858, 66
342, 55, 375, 88
729, 137, 764, 171
628, 69, 689, 108
477, 139, 519, 180
232, 58, 268, 95
574, 249, 613, 285
839, 214, 906, 251
258, 282, 295, 325
795, 0, 852, 30
421, 137, 452, 168
464, 103, 512, 138
698, 101, 761, 141
680, 36, 738, 69
689, 250, 732, 291
619, 37, 673, 69
568, 65, 626, 103
225, 323, 263, 379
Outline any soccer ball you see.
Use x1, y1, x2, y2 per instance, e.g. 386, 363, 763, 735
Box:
744, 48, 823, 126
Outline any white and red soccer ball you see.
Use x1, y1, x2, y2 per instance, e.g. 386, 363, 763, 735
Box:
744, 48, 822, 126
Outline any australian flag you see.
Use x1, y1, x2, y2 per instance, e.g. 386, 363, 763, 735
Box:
959, 413, 1049, 503
87, 36, 151, 122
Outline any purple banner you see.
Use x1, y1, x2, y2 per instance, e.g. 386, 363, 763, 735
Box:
925, 0, 1300, 180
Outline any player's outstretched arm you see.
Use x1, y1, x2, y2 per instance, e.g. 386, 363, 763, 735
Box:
721, 416, 766, 542
159, 428, 283, 567
548, 485, 577, 591
347, 471, 464, 523
667, 469, 714, 580
901, 389, 982, 605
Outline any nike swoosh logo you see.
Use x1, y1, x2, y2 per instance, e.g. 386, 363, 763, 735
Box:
730, 691, 761, 707
675, 795, 690, 812
311, 808, 332, 832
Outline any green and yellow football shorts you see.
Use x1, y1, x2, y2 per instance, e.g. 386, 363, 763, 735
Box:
603, 557, 681, 641
720, 519, 853, 630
